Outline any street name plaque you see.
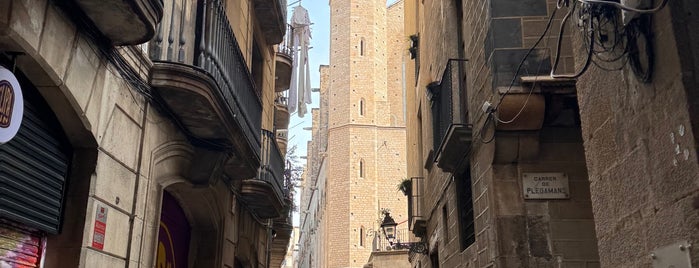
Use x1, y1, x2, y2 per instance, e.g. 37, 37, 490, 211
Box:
522, 172, 569, 199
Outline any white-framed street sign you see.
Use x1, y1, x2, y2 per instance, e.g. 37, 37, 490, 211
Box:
522, 172, 570, 199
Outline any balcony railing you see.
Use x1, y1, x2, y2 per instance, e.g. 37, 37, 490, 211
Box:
276, 129, 289, 155
279, 24, 295, 58
408, 177, 426, 237
238, 130, 286, 218
429, 59, 472, 172
260, 129, 286, 204
197, 0, 262, 147
372, 228, 410, 252
149, 0, 262, 178
275, 24, 294, 92
275, 91, 290, 128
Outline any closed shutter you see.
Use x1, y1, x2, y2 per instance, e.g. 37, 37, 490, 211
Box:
0, 220, 43, 267
0, 85, 71, 234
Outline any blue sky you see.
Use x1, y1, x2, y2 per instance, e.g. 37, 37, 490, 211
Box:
286, 1, 328, 159
287, 0, 400, 157
286, 0, 328, 229
286, 0, 400, 227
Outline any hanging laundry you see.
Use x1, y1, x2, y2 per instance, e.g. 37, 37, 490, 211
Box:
288, 5, 312, 118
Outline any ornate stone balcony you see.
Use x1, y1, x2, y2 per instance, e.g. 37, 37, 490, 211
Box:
275, 129, 288, 156
75, 0, 163, 45
275, 92, 290, 129
270, 205, 293, 267
149, 0, 262, 181
240, 130, 286, 219
275, 25, 294, 92
252, 0, 287, 44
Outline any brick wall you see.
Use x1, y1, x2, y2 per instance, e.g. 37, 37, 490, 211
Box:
322, 1, 408, 267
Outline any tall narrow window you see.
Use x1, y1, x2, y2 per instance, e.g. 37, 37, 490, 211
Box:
430, 250, 439, 268
359, 159, 365, 178
442, 204, 449, 242
359, 226, 365, 247
455, 168, 475, 250
360, 38, 365, 56
359, 99, 365, 116
251, 41, 264, 96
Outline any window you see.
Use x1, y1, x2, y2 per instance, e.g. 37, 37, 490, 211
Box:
251, 41, 263, 96
455, 168, 475, 250
360, 38, 365, 56
430, 250, 439, 268
442, 204, 448, 242
359, 159, 365, 178
359, 98, 365, 116
359, 226, 365, 247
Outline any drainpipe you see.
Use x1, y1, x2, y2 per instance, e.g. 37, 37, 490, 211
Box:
125, 101, 149, 268
266, 219, 273, 268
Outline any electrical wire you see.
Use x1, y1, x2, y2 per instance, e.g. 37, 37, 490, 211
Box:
626, 15, 654, 82
492, 6, 559, 113
50, 0, 237, 152
477, 113, 496, 144
577, 0, 669, 13
495, 18, 556, 125
551, 1, 595, 79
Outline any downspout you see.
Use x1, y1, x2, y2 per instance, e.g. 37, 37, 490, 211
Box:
266, 219, 273, 268
125, 101, 149, 268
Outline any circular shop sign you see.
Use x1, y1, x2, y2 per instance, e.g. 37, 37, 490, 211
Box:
0, 66, 23, 144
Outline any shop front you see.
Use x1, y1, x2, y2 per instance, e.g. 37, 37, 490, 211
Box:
0, 66, 72, 267
156, 191, 191, 268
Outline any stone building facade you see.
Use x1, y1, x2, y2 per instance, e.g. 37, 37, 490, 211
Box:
0, 0, 294, 267
297, 1, 409, 267
403, 0, 699, 267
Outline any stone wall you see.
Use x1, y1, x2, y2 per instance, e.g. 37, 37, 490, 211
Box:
406, 0, 600, 267
321, 0, 408, 267
364, 250, 410, 268
0, 0, 281, 267
572, 2, 699, 266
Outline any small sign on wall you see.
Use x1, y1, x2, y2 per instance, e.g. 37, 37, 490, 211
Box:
0, 66, 23, 144
522, 172, 570, 199
92, 204, 108, 250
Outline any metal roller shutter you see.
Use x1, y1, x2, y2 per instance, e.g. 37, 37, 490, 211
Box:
0, 84, 71, 234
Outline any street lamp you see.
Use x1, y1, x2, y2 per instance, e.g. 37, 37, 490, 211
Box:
379, 212, 428, 255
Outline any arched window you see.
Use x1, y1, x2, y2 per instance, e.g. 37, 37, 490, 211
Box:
359, 159, 365, 178
360, 38, 365, 56
359, 226, 365, 247
359, 98, 365, 116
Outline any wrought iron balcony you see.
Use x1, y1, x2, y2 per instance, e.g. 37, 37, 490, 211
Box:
372, 228, 420, 252
240, 130, 286, 219
149, 0, 262, 180
275, 91, 290, 129
252, 0, 287, 44
74, 0, 163, 45
429, 59, 472, 173
276, 129, 289, 156
275, 24, 294, 92
408, 177, 426, 237
270, 205, 294, 267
